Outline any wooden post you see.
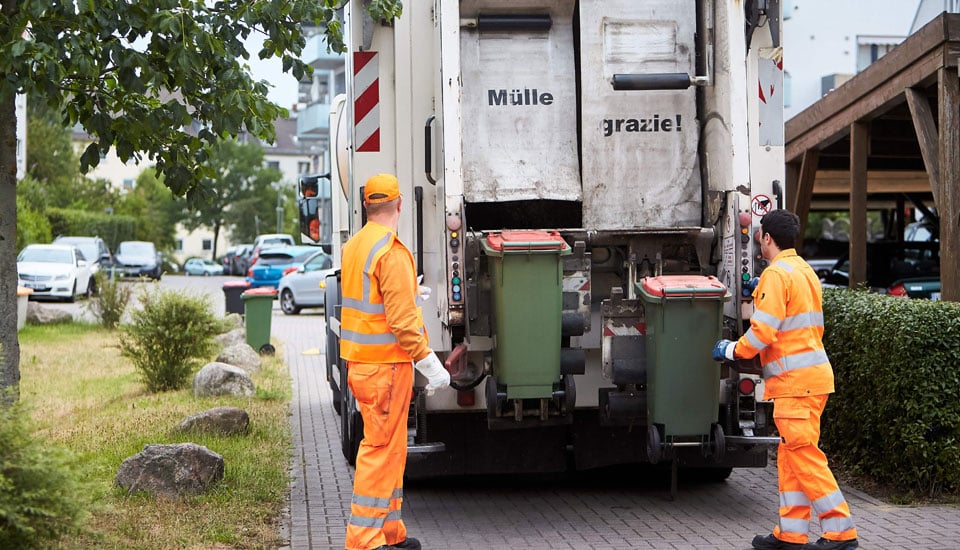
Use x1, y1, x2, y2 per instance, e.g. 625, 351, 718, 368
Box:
849, 122, 869, 290
793, 150, 819, 244
906, 87, 941, 201
939, 67, 960, 302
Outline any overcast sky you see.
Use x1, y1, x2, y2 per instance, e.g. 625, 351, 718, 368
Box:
244, 33, 301, 111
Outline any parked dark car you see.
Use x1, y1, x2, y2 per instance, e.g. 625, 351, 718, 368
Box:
246, 246, 319, 288
821, 241, 940, 299
114, 241, 163, 280
223, 243, 253, 276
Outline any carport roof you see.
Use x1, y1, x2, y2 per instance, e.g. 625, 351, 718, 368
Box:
784, 12, 960, 301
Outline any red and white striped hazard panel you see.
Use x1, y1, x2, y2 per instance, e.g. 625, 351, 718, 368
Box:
353, 51, 380, 153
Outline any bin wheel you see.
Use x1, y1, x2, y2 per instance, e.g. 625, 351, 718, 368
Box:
259, 343, 276, 355
562, 374, 576, 414
647, 424, 663, 464
711, 423, 726, 463
485, 375, 500, 420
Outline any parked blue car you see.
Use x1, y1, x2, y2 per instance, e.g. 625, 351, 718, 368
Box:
246, 246, 321, 288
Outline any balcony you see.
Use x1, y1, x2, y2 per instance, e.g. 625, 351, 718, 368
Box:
297, 102, 332, 140
303, 33, 345, 71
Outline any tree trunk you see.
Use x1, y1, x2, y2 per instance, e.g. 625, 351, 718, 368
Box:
0, 88, 21, 400
212, 222, 221, 261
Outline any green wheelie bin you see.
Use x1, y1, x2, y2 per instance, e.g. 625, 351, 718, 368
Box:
638, 275, 730, 439
482, 230, 570, 399
242, 287, 278, 354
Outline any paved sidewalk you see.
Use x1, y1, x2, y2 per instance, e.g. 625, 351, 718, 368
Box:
276, 310, 960, 550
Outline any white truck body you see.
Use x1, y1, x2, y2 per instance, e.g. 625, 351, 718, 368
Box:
307, 0, 786, 477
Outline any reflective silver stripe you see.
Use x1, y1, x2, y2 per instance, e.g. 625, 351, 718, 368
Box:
780, 491, 811, 508
362, 233, 394, 304
352, 493, 391, 509
342, 296, 386, 315
821, 516, 856, 534
773, 260, 794, 273
778, 517, 809, 534
781, 311, 824, 332
763, 349, 830, 379
752, 309, 783, 331
392, 488, 403, 499
348, 513, 385, 529
385, 509, 402, 522
812, 490, 846, 516
745, 329, 768, 352
341, 329, 399, 345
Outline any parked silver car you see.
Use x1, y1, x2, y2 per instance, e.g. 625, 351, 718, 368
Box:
277, 250, 334, 314
17, 244, 94, 302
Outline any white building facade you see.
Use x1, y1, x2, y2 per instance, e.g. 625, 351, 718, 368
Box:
783, 0, 921, 120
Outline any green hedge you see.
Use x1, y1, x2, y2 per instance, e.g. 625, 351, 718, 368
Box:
822, 289, 960, 498
46, 208, 137, 251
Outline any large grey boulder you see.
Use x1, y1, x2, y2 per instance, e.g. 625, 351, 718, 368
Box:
26, 302, 73, 325
175, 406, 250, 436
193, 362, 255, 397
213, 327, 246, 348
216, 343, 261, 373
115, 443, 224, 498
223, 313, 244, 329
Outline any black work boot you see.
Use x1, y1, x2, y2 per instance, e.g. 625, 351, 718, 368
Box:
805, 537, 859, 550
391, 537, 421, 549
752, 533, 806, 549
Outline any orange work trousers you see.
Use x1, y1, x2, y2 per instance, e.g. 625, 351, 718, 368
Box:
771, 395, 858, 544
345, 361, 413, 550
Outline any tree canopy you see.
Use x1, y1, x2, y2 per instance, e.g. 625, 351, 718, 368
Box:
0, 0, 404, 396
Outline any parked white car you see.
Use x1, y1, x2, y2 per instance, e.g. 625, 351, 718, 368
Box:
17, 244, 94, 302
277, 250, 334, 314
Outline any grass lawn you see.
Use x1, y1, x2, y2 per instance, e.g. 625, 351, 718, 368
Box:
17, 322, 291, 549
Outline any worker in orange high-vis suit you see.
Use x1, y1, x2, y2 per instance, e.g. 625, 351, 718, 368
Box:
340, 174, 451, 550
713, 209, 858, 550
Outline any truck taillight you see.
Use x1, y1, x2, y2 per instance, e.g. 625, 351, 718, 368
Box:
738, 377, 756, 395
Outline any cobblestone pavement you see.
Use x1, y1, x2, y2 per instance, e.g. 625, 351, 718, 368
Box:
276, 311, 960, 550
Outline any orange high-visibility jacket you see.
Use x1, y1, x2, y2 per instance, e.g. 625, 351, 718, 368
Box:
340, 221, 429, 363
735, 249, 835, 400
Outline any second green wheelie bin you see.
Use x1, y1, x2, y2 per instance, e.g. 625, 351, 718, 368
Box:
482, 230, 570, 399
638, 275, 730, 438
242, 287, 278, 354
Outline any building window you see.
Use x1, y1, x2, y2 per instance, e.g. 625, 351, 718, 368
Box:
122, 179, 135, 191
784, 71, 792, 108
856, 35, 902, 72
266, 160, 280, 170
176, 239, 184, 251
202, 239, 213, 251
298, 161, 311, 174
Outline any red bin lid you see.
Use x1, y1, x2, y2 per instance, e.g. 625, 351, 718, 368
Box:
641, 275, 726, 298
223, 281, 252, 288
242, 287, 278, 296
485, 230, 568, 252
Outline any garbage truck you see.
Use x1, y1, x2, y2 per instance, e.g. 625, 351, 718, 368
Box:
298, 0, 786, 482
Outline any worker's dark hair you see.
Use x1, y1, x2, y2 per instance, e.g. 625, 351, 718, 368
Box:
760, 209, 801, 250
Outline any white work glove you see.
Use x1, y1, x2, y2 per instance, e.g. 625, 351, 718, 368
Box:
417, 285, 432, 303
414, 352, 450, 394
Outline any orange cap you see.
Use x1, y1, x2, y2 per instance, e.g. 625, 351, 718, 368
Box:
364, 174, 400, 204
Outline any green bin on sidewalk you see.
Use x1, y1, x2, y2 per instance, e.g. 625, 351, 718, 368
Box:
638, 275, 730, 438
482, 230, 570, 399
242, 287, 278, 354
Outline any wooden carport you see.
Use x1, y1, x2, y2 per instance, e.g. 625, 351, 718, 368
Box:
785, 12, 960, 301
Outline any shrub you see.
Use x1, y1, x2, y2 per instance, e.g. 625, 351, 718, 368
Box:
822, 289, 960, 498
120, 288, 227, 392
0, 394, 88, 548
86, 271, 133, 329
14, 193, 52, 250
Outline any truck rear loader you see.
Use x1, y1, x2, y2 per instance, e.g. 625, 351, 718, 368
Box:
298, 0, 786, 486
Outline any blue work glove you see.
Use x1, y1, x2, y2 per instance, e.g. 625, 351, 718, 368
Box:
743, 277, 760, 292
712, 339, 736, 362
